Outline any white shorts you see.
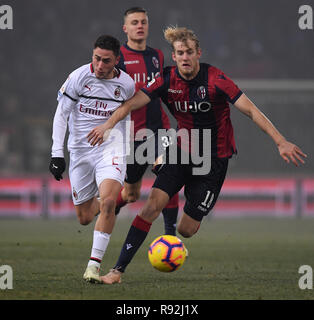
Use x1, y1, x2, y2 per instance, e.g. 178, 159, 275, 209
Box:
69, 149, 126, 205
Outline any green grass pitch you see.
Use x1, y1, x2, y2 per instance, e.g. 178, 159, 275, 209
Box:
1, 216, 314, 300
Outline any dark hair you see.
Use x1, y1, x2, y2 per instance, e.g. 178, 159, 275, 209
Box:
94, 35, 120, 57
124, 6, 147, 17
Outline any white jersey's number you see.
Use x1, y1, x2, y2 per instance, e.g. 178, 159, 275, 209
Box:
201, 190, 215, 208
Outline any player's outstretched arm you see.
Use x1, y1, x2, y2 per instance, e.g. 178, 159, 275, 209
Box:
233, 93, 307, 167
87, 90, 151, 146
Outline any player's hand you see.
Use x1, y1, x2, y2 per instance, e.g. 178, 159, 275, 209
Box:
87, 124, 111, 146
49, 157, 66, 181
278, 140, 307, 167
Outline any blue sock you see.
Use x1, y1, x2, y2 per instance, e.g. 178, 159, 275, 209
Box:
162, 207, 178, 235
114, 215, 152, 272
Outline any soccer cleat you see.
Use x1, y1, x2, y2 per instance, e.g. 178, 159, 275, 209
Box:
83, 265, 102, 284
100, 268, 122, 284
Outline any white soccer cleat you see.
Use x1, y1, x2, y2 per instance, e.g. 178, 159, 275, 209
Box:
83, 265, 102, 284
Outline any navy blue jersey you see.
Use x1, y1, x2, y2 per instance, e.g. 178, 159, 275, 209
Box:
117, 44, 170, 138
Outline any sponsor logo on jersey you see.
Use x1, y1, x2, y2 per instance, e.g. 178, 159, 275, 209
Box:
152, 56, 159, 69
168, 88, 183, 94
174, 101, 212, 113
95, 100, 108, 110
133, 72, 160, 84
79, 104, 114, 117
197, 86, 206, 99
114, 86, 121, 99
124, 60, 140, 65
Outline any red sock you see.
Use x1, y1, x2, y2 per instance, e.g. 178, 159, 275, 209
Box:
116, 188, 127, 208
132, 215, 152, 232
165, 193, 179, 209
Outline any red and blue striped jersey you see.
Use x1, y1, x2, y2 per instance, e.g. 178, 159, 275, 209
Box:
117, 44, 170, 138
141, 63, 243, 158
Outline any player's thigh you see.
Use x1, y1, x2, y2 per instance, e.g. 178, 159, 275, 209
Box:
152, 162, 187, 201
99, 178, 123, 199
69, 154, 98, 208
95, 156, 126, 203
74, 197, 99, 225
125, 140, 149, 185
183, 158, 229, 222
98, 178, 124, 213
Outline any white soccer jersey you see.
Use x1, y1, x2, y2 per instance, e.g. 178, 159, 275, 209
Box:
51, 63, 135, 158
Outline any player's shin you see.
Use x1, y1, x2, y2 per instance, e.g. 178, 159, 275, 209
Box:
113, 215, 152, 272
84, 230, 111, 283
88, 230, 111, 268
162, 207, 178, 235
162, 193, 179, 235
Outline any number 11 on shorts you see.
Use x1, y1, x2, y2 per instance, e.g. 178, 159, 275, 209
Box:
201, 190, 214, 208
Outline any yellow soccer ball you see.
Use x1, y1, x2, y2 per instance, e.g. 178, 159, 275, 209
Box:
148, 235, 187, 272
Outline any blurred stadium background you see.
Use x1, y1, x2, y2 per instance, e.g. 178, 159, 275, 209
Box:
0, 0, 313, 219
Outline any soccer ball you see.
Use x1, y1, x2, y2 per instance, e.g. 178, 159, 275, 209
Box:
148, 235, 187, 272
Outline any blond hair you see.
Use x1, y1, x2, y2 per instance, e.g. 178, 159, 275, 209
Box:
164, 26, 200, 51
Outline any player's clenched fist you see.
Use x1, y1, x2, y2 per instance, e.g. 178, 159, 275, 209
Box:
49, 157, 66, 181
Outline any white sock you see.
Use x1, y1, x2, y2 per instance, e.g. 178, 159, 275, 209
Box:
88, 231, 111, 268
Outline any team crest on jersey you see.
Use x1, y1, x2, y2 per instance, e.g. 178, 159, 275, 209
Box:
114, 86, 121, 99
72, 187, 78, 200
152, 56, 159, 69
197, 86, 206, 99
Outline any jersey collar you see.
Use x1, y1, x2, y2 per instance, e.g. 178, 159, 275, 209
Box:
123, 43, 149, 54
175, 63, 204, 84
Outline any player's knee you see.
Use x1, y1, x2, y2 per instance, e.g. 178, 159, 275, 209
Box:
177, 222, 199, 238
99, 197, 116, 214
77, 213, 93, 226
125, 189, 141, 203
177, 226, 194, 238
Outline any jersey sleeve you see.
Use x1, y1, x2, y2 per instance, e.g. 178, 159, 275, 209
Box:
141, 73, 166, 100
57, 70, 81, 103
214, 70, 243, 104
52, 71, 81, 157
116, 51, 125, 72
125, 77, 136, 100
